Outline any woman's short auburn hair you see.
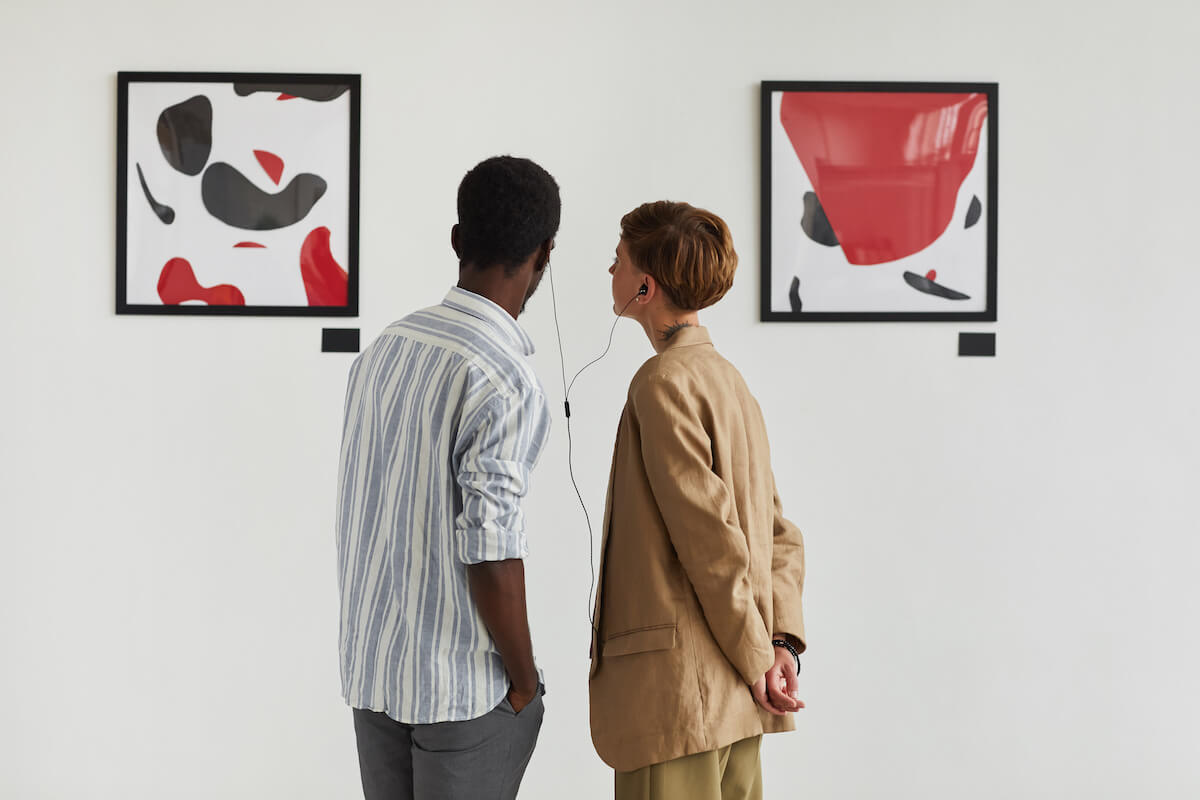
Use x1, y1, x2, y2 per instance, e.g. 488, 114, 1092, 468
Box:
620, 201, 737, 311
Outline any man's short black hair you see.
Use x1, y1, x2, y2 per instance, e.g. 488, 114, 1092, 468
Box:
456, 156, 561, 272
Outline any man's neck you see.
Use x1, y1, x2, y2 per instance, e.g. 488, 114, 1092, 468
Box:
457, 268, 524, 320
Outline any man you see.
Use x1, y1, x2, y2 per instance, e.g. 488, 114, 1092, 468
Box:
591, 200, 806, 800
335, 156, 559, 799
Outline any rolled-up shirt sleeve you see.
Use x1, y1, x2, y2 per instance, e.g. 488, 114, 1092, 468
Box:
453, 385, 549, 564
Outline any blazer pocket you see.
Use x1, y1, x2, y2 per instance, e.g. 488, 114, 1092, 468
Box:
602, 624, 677, 657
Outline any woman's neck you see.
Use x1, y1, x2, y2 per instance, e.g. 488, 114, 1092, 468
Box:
639, 307, 701, 353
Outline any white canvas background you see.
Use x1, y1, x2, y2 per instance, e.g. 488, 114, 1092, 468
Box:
125, 81, 351, 306
769, 90, 990, 314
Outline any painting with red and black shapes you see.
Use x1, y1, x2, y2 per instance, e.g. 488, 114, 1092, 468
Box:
761, 81, 997, 322
116, 72, 360, 316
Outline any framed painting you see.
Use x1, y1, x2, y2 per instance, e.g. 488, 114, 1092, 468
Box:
116, 71, 360, 316
761, 81, 997, 322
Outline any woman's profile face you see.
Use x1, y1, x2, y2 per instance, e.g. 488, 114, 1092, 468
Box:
608, 239, 644, 316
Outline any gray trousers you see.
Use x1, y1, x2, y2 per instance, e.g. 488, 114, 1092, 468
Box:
352, 686, 545, 800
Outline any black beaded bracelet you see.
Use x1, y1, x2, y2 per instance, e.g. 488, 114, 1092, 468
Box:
772, 638, 801, 673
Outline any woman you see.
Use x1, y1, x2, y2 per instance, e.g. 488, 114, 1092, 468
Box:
589, 201, 807, 800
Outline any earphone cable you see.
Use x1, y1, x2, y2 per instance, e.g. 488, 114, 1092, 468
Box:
546, 265, 639, 631
566, 294, 636, 399
546, 266, 597, 629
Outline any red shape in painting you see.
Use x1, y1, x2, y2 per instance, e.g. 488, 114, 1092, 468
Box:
779, 92, 988, 265
234, 241, 266, 248
300, 227, 348, 306
277, 93, 296, 100
157, 258, 245, 306
253, 149, 285, 185
926, 270, 937, 281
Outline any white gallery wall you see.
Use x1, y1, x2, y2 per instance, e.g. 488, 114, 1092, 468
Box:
2, 0, 1198, 797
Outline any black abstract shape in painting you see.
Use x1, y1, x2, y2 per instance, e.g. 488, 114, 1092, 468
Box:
200, 162, 327, 230
157, 95, 212, 176
233, 83, 349, 102
903, 271, 970, 301
801, 191, 839, 247
788, 276, 803, 313
136, 163, 175, 224
965, 195, 982, 229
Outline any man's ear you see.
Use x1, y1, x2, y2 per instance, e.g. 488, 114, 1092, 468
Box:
450, 224, 461, 258
534, 238, 554, 271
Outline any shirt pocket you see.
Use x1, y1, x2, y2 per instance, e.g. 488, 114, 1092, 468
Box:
602, 624, 677, 657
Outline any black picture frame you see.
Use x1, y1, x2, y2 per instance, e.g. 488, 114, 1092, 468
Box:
761, 81, 998, 322
116, 71, 361, 316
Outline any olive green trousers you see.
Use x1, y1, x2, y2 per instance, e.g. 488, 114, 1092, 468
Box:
613, 735, 762, 800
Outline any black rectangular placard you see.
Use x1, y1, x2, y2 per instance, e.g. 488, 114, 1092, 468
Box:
958, 332, 995, 357
322, 328, 360, 353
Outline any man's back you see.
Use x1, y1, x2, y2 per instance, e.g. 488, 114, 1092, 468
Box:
336, 287, 550, 724
340, 154, 559, 800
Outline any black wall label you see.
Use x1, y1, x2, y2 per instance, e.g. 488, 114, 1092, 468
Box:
322, 328, 360, 353
959, 332, 996, 357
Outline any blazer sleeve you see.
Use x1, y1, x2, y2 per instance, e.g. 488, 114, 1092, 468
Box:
770, 478, 807, 653
633, 373, 775, 686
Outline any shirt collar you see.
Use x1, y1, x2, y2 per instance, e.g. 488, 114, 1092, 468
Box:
660, 324, 712, 352
442, 286, 536, 356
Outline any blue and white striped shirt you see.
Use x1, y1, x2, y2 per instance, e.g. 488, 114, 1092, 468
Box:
335, 287, 551, 723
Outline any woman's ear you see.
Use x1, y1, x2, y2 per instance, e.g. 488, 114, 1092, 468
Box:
638, 274, 657, 303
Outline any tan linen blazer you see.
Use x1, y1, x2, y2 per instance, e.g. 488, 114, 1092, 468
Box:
589, 326, 806, 772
